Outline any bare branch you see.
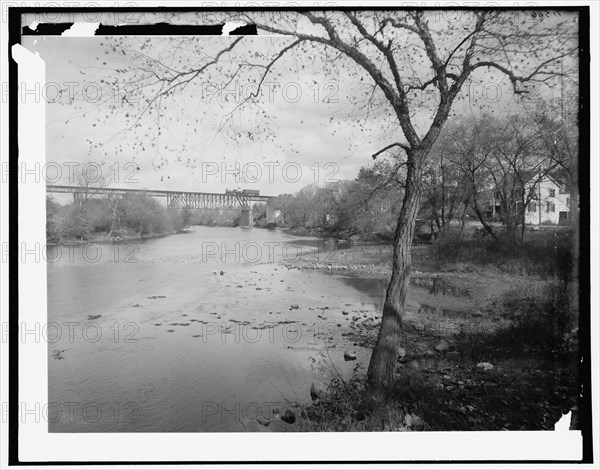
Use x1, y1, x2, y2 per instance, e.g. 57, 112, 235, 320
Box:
372, 142, 410, 160
470, 51, 574, 94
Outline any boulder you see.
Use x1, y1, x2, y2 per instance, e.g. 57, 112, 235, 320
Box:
343, 351, 357, 361
257, 416, 270, 426
280, 409, 296, 424
476, 362, 494, 371
310, 381, 328, 402
404, 413, 425, 430
52, 349, 65, 360
397, 347, 407, 359
434, 339, 449, 352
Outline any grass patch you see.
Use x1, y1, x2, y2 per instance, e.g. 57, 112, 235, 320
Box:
456, 280, 577, 361
299, 376, 428, 432
423, 230, 575, 278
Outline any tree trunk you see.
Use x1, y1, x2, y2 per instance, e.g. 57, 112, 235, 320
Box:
109, 198, 120, 237
459, 200, 469, 238
520, 205, 526, 242
366, 161, 422, 390
470, 187, 497, 240
506, 218, 515, 243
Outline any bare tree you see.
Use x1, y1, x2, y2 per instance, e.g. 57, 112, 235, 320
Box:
444, 116, 499, 239
528, 90, 579, 224
485, 115, 556, 241
97, 10, 576, 389
420, 144, 467, 237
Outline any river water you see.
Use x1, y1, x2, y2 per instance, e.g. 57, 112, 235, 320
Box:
47, 226, 388, 432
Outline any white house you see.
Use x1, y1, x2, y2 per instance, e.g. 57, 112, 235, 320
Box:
523, 176, 571, 225
483, 174, 571, 226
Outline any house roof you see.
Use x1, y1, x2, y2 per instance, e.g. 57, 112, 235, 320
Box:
497, 170, 566, 190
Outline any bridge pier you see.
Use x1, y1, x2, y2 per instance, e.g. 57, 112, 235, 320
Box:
240, 208, 254, 227
73, 192, 83, 206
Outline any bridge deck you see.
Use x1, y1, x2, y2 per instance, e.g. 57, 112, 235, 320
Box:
46, 185, 274, 210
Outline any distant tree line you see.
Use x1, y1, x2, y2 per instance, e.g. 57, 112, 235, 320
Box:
264, 158, 403, 240
46, 193, 188, 243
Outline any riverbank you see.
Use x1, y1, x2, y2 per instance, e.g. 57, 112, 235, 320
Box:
49, 228, 190, 246
278, 242, 580, 431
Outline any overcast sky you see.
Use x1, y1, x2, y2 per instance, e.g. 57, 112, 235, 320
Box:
23, 10, 576, 200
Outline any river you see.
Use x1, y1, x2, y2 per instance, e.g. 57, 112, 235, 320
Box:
46, 226, 388, 432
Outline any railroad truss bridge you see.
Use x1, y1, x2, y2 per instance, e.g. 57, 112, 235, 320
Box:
46, 185, 275, 226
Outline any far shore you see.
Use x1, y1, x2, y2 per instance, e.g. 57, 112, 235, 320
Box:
48, 228, 191, 246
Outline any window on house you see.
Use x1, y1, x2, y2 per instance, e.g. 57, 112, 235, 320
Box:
566, 197, 571, 207
547, 202, 556, 213
528, 202, 536, 213
549, 188, 556, 197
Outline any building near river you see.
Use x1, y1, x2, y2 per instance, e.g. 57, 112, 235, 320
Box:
483, 174, 571, 226
524, 176, 572, 225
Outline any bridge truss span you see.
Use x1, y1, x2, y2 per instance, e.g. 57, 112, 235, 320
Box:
46, 185, 274, 211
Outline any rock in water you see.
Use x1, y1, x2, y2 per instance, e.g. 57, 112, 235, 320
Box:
344, 351, 357, 361
434, 339, 449, 352
52, 349, 65, 360
280, 409, 296, 424
257, 416, 270, 426
290, 304, 300, 309
310, 381, 328, 401
476, 362, 494, 371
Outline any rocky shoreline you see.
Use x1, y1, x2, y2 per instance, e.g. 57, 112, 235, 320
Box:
280, 243, 394, 277
272, 243, 578, 432
282, 260, 391, 276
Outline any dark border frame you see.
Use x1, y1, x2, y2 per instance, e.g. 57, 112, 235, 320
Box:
7, 5, 592, 466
